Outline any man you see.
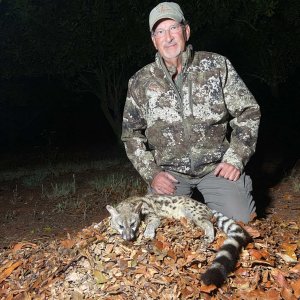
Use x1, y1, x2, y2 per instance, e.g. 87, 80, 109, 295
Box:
121, 2, 261, 223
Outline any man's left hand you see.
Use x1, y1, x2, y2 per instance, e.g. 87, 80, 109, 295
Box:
214, 162, 241, 181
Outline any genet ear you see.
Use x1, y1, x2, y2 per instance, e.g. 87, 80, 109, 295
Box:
106, 205, 119, 217
134, 202, 143, 214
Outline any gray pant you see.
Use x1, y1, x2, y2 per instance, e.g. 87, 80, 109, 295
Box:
168, 171, 255, 223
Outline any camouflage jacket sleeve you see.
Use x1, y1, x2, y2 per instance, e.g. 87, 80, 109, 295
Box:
121, 77, 162, 184
221, 58, 261, 172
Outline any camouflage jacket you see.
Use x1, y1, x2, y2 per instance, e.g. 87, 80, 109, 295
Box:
122, 45, 261, 184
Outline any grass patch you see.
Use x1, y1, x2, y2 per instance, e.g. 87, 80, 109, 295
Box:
45, 181, 75, 199
0, 157, 125, 182
89, 174, 127, 191
85, 172, 146, 216
22, 171, 48, 188
292, 177, 300, 192
286, 163, 300, 193
52, 199, 70, 213
89, 173, 145, 201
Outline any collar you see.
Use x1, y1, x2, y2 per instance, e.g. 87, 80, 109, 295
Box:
155, 44, 193, 77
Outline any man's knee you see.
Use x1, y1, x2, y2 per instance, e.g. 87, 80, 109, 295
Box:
198, 172, 256, 223
206, 200, 255, 223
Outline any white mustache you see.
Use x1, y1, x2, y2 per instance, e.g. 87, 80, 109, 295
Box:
164, 42, 177, 47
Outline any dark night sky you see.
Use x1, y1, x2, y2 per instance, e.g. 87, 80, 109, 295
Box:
0, 0, 299, 170
0, 77, 114, 150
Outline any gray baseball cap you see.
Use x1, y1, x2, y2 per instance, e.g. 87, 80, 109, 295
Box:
149, 2, 185, 31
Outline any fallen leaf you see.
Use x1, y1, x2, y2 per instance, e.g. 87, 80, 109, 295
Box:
12, 242, 37, 252
135, 265, 147, 275
264, 281, 272, 288
291, 278, 300, 298
235, 267, 249, 276
155, 232, 167, 242
259, 249, 271, 259
277, 252, 298, 263
248, 248, 263, 259
199, 284, 217, 293
167, 249, 177, 260
93, 270, 108, 284
280, 242, 297, 260
60, 239, 76, 249
243, 226, 261, 238
128, 259, 137, 268
290, 263, 300, 273
251, 260, 275, 267
287, 222, 299, 230
0, 260, 23, 284
153, 240, 164, 251
118, 259, 128, 270
181, 286, 194, 298
105, 243, 114, 253
239, 288, 281, 300
232, 277, 251, 290
0, 261, 13, 274
281, 287, 297, 300
265, 289, 283, 300
271, 269, 289, 288
147, 267, 158, 277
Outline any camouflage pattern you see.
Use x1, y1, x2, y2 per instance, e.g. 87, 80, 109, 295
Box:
122, 45, 261, 184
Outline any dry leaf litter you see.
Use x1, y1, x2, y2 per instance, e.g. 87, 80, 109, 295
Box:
1, 207, 300, 300
1, 164, 300, 300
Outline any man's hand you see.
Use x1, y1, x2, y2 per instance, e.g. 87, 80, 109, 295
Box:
214, 162, 241, 181
151, 171, 178, 195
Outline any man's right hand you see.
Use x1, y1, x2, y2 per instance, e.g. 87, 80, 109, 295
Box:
151, 171, 178, 195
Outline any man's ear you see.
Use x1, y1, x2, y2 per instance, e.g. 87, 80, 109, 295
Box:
106, 205, 119, 217
151, 35, 158, 50
184, 24, 191, 41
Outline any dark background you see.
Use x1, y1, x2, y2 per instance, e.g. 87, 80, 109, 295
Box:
0, 0, 299, 180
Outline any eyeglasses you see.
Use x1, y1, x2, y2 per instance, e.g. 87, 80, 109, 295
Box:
152, 23, 184, 38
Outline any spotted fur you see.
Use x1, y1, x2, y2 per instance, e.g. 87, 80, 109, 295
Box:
106, 194, 250, 286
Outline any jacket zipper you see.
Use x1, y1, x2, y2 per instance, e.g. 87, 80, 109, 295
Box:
158, 55, 191, 143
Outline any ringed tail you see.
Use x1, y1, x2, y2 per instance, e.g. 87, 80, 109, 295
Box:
201, 211, 251, 287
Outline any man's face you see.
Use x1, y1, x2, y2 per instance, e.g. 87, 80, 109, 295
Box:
151, 19, 190, 63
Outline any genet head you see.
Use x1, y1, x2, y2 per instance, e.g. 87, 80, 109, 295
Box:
106, 203, 142, 241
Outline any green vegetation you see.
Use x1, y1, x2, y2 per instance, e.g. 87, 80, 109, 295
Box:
285, 163, 300, 193
0, 158, 124, 182
22, 171, 48, 188
92, 172, 143, 192
52, 199, 70, 213
0, 156, 146, 227
292, 179, 300, 193
88, 173, 145, 207
45, 181, 75, 199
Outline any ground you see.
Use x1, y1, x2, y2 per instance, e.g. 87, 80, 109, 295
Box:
0, 149, 146, 249
0, 149, 299, 299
